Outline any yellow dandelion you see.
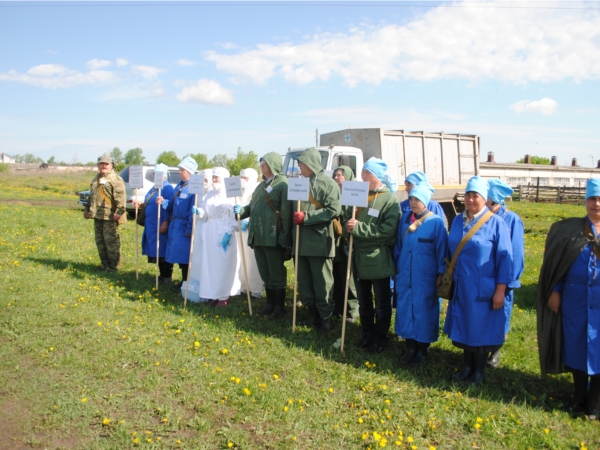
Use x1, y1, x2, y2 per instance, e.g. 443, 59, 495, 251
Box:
474, 423, 481, 429
227, 442, 233, 447
194, 341, 200, 347
273, 374, 279, 379
328, 387, 334, 393
81, 398, 87, 403
221, 348, 228, 355
244, 388, 251, 396
102, 418, 110, 426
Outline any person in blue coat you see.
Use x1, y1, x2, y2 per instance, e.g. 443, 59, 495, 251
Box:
401, 171, 446, 226
157, 156, 198, 288
136, 163, 174, 283
394, 181, 448, 366
539, 178, 600, 418
485, 179, 525, 368
443, 176, 513, 385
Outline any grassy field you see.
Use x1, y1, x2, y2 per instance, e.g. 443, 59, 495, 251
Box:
0, 171, 597, 450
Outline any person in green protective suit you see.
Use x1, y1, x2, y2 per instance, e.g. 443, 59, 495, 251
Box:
293, 148, 342, 333
234, 152, 293, 318
332, 166, 359, 322
344, 157, 400, 353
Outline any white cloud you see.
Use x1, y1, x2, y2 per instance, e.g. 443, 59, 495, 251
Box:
217, 42, 238, 50
176, 79, 234, 105
177, 59, 197, 66
86, 58, 112, 70
116, 58, 129, 67
205, 1, 600, 86
511, 97, 558, 116
130, 65, 165, 80
99, 82, 165, 101
0, 64, 118, 88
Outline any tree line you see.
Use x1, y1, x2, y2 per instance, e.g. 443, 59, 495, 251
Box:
109, 147, 260, 175
5, 147, 260, 176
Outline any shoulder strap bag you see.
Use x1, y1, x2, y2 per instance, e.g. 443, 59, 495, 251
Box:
437, 211, 494, 300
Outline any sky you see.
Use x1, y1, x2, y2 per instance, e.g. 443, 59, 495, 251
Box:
0, 0, 599, 166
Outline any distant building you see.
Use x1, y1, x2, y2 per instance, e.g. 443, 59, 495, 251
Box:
480, 153, 597, 188
0, 153, 15, 163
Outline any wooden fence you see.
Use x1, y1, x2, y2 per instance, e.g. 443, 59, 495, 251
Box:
515, 184, 586, 204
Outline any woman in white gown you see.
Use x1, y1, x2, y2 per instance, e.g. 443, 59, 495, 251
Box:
238, 168, 265, 298
191, 167, 241, 307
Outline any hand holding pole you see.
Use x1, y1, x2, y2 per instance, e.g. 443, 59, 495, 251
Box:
135, 188, 139, 280
292, 200, 301, 332
155, 188, 161, 291
340, 206, 356, 353
236, 197, 252, 315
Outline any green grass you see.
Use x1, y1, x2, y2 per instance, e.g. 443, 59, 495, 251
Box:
0, 173, 597, 449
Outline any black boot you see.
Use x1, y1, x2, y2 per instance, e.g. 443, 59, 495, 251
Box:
408, 342, 430, 367
399, 339, 417, 365
487, 349, 501, 368
452, 350, 474, 381
319, 316, 331, 334
585, 375, 600, 418
563, 371, 588, 412
256, 289, 275, 316
467, 352, 488, 385
300, 305, 320, 327
270, 288, 286, 319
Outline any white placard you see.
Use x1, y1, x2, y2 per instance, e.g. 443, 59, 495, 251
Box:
188, 173, 204, 196
288, 177, 310, 201
154, 171, 164, 189
129, 165, 144, 189
341, 181, 369, 207
224, 176, 242, 198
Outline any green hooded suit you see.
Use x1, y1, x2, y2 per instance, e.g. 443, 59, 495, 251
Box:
294, 148, 341, 319
332, 166, 359, 320
239, 152, 292, 289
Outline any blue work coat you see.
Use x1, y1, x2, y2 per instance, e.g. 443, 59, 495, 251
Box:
141, 182, 173, 258
394, 212, 447, 343
443, 208, 513, 347
496, 205, 525, 334
164, 181, 196, 265
553, 216, 600, 375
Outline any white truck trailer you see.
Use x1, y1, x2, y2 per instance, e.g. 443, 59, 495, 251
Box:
282, 128, 480, 219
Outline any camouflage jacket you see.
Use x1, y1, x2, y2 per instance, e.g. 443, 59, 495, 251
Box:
86, 170, 126, 220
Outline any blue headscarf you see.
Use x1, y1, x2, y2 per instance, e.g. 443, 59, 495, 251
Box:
465, 176, 489, 199
409, 181, 434, 207
488, 179, 514, 204
363, 157, 387, 180
586, 178, 600, 200
406, 171, 427, 185
178, 156, 198, 174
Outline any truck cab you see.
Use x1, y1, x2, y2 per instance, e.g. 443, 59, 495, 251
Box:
282, 145, 364, 179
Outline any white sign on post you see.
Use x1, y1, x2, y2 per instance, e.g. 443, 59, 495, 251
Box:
341, 181, 370, 207
288, 177, 310, 201
188, 173, 204, 196
224, 176, 242, 198
129, 165, 144, 189
154, 171, 164, 189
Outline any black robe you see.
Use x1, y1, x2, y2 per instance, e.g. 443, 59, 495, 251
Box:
536, 217, 589, 375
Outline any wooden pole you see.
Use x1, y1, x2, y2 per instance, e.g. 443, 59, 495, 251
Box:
183, 194, 198, 309
236, 197, 252, 315
135, 188, 139, 280
155, 188, 161, 291
340, 206, 356, 353
536, 177, 540, 203
292, 201, 301, 332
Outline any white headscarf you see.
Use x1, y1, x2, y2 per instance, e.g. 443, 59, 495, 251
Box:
212, 167, 230, 193
203, 168, 213, 193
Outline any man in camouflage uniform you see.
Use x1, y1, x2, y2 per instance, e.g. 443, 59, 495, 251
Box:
84, 154, 126, 271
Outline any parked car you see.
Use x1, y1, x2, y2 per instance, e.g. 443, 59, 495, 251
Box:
77, 165, 182, 218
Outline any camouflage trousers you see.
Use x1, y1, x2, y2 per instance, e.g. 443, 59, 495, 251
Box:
94, 219, 121, 270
